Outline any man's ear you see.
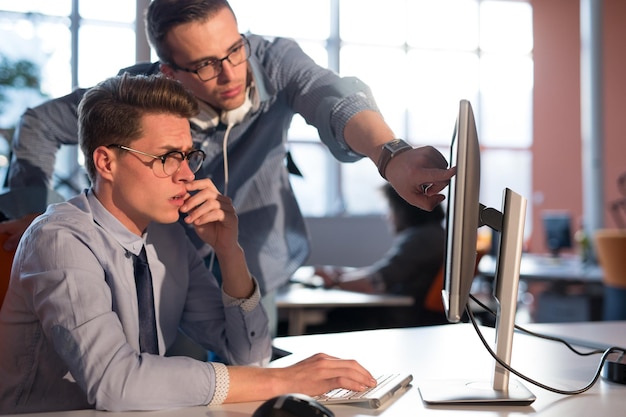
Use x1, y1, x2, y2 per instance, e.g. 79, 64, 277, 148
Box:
93, 146, 116, 181
159, 63, 175, 79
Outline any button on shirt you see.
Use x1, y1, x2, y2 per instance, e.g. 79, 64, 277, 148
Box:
0, 190, 272, 414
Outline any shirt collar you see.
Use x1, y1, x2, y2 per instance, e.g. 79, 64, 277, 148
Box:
86, 189, 145, 257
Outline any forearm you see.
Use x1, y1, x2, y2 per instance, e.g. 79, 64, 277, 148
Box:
9, 111, 61, 189
216, 244, 255, 299
343, 110, 396, 163
336, 277, 378, 293
337, 267, 380, 293
224, 366, 283, 403
8, 89, 84, 190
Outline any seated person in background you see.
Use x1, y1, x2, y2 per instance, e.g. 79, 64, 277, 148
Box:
0, 74, 376, 414
315, 183, 447, 329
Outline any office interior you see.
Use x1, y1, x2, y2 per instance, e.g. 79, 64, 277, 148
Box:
1, 0, 626, 331
293, 0, 626, 329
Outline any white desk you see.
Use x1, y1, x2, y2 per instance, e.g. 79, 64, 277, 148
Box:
7, 321, 626, 417
478, 253, 604, 284
276, 283, 413, 335
268, 322, 626, 416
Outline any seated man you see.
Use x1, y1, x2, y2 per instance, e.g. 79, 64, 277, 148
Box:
0, 74, 376, 414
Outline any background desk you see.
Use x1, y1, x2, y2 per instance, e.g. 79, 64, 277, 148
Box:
477, 254, 605, 322
478, 253, 603, 283
10, 321, 626, 417
276, 284, 413, 335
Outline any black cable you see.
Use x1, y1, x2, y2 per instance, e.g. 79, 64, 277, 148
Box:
466, 295, 626, 395
469, 294, 606, 356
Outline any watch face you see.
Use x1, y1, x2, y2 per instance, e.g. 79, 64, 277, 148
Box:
385, 139, 410, 152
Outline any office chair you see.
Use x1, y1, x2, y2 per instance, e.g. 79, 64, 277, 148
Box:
424, 266, 444, 313
1, 233, 16, 307
594, 229, 626, 320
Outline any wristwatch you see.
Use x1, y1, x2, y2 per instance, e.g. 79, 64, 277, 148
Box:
376, 139, 413, 180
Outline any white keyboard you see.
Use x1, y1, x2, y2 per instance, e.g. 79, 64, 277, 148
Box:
315, 374, 397, 402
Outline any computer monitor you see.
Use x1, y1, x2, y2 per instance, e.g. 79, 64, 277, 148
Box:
440, 99, 481, 323
419, 99, 535, 405
542, 212, 573, 257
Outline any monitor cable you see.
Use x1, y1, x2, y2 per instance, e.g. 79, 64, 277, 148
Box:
467, 293, 626, 395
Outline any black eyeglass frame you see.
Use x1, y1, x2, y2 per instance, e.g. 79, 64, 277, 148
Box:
107, 144, 206, 176
167, 34, 251, 82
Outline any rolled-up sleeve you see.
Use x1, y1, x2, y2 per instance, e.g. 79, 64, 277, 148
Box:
253, 36, 379, 163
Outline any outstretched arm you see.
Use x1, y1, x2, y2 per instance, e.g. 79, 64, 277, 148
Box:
343, 110, 456, 211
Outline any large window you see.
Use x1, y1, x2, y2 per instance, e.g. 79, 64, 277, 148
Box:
233, 0, 534, 223
0, 0, 533, 229
0, 0, 136, 195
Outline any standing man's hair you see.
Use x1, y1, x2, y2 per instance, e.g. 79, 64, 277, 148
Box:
78, 73, 198, 181
145, 0, 235, 66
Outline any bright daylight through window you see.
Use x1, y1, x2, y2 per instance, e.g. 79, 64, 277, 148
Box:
0, 0, 533, 230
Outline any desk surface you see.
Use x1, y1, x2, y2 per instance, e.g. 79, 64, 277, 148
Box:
10, 321, 626, 417
276, 284, 414, 309
276, 284, 414, 335
478, 253, 604, 283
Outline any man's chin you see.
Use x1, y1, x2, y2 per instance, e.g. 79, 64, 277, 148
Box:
155, 213, 183, 225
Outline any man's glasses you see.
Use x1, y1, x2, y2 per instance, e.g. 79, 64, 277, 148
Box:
108, 144, 206, 177
169, 34, 251, 82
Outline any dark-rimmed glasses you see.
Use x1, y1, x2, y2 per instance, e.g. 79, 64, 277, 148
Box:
168, 34, 251, 82
107, 144, 206, 177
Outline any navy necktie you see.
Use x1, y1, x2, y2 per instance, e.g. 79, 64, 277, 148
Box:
133, 246, 159, 354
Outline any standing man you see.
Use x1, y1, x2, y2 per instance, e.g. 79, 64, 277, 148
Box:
2, 0, 455, 332
0, 73, 377, 413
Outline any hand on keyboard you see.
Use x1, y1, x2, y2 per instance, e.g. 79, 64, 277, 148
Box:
274, 353, 377, 398
315, 374, 396, 402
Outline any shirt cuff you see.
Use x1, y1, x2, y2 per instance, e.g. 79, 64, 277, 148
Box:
208, 362, 229, 405
222, 276, 261, 312
330, 92, 379, 159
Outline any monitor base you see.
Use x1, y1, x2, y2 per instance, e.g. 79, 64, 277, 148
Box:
419, 379, 536, 406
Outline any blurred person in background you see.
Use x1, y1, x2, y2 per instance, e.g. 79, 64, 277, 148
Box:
315, 183, 447, 330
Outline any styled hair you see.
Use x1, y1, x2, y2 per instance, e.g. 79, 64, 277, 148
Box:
78, 73, 199, 182
145, 0, 235, 65
382, 183, 445, 232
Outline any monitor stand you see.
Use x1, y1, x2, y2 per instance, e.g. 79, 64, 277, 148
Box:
419, 189, 536, 406
418, 379, 535, 406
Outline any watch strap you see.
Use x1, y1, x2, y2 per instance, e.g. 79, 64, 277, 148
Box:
377, 139, 413, 180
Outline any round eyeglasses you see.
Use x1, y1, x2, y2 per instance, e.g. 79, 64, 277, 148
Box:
107, 144, 206, 177
168, 34, 251, 82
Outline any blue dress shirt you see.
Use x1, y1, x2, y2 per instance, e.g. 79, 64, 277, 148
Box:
0, 190, 271, 413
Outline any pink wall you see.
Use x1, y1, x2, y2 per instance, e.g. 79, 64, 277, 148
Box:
602, 0, 626, 220
530, 0, 626, 253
